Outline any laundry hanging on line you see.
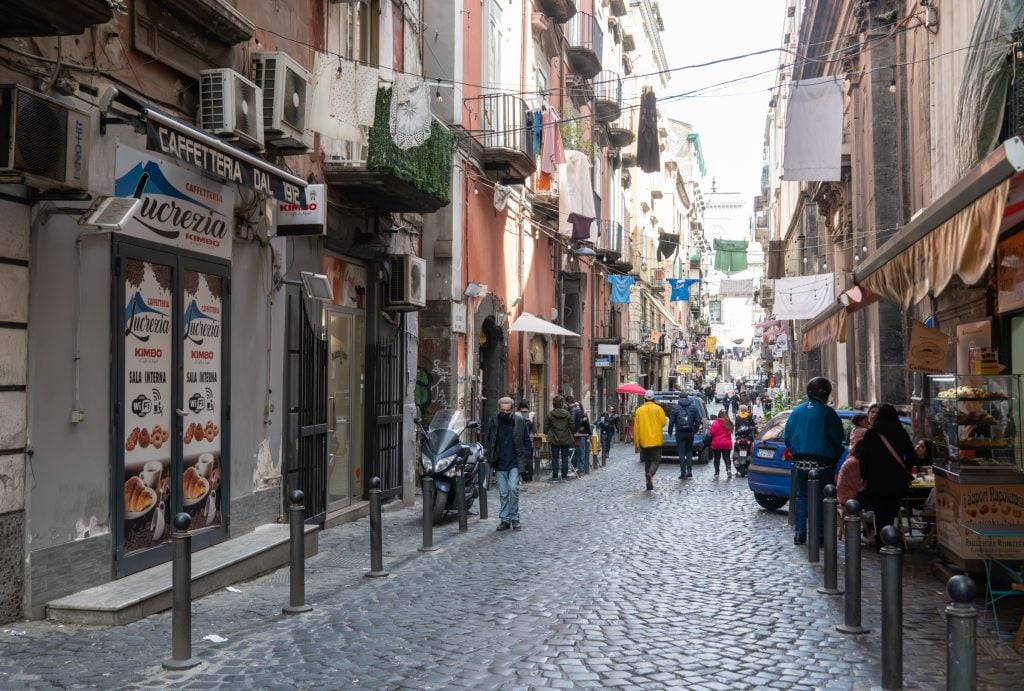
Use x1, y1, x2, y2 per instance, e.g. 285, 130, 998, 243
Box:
541, 107, 566, 175
636, 88, 661, 173
558, 150, 596, 240
713, 239, 749, 275
309, 53, 380, 144
666, 278, 701, 302
607, 275, 635, 304
782, 77, 843, 181
771, 273, 835, 320
389, 73, 432, 149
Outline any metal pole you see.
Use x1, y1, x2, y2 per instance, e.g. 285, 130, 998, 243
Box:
807, 469, 820, 563
787, 462, 796, 527
477, 460, 489, 521
455, 460, 468, 533
283, 490, 312, 614
163, 513, 200, 670
837, 499, 868, 635
602, 436, 608, 467
945, 575, 978, 691
365, 477, 389, 578
818, 484, 842, 595
419, 476, 439, 552
880, 526, 903, 689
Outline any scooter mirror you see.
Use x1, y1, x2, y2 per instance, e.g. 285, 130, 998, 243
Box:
466, 421, 480, 430
413, 417, 422, 426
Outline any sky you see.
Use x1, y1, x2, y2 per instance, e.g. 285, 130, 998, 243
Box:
657, 0, 789, 205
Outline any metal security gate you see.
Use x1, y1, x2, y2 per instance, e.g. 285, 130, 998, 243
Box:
369, 315, 404, 499
286, 291, 328, 523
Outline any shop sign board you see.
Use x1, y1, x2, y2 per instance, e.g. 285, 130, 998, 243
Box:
115, 146, 235, 260
907, 319, 948, 374
595, 356, 613, 368
275, 184, 326, 236
452, 303, 466, 334
935, 475, 1024, 560
323, 255, 367, 310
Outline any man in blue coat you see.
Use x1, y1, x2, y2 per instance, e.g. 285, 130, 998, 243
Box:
783, 377, 844, 545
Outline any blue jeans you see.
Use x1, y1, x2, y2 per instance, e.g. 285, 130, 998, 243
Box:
795, 463, 835, 538
496, 467, 520, 523
550, 445, 571, 479
600, 427, 615, 457
675, 433, 695, 476
576, 438, 590, 472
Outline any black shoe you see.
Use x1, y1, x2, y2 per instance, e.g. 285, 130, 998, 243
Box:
794, 534, 807, 545
497, 521, 511, 531
549, 477, 559, 482
512, 521, 521, 531
686, 473, 693, 478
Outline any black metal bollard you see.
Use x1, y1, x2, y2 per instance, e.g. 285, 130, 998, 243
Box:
837, 499, 868, 634
477, 462, 489, 521
419, 476, 439, 552
945, 575, 978, 691
455, 461, 468, 533
788, 466, 797, 527
283, 490, 313, 614
880, 526, 903, 689
808, 469, 820, 563
163, 513, 200, 670
602, 440, 608, 467
365, 477, 389, 578
818, 484, 842, 595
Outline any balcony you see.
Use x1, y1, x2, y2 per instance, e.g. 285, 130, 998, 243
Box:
593, 71, 623, 124
595, 220, 623, 261
566, 12, 603, 79
326, 87, 453, 213
609, 0, 627, 17
568, 75, 594, 110
476, 93, 536, 183
534, 0, 577, 24
608, 124, 634, 149
3, 0, 113, 37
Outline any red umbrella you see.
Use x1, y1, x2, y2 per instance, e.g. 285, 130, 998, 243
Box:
616, 382, 647, 395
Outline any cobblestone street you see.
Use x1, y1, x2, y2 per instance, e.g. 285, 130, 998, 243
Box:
2, 442, 1022, 690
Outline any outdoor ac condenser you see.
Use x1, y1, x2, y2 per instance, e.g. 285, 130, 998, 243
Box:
386, 254, 427, 312
251, 51, 312, 152
198, 68, 264, 151
0, 85, 90, 191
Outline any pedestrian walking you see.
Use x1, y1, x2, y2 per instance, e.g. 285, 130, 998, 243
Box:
835, 414, 868, 505
485, 397, 531, 531
596, 406, 620, 457
783, 377, 844, 545
708, 409, 734, 478
633, 390, 667, 491
565, 395, 583, 432
730, 394, 740, 416
517, 401, 536, 482
858, 403, 915, 549
668, 395, 701, 478
575, 408, 592, 473
544, 396, 574, 481
720, 392, 731, 412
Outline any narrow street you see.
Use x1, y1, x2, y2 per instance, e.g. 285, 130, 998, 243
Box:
1, 439, 1021, 690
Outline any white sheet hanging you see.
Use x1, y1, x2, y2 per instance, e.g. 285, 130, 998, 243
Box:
782, 77, 843, 181
309, 53, 363, 143
557, 150, 596, 239
772, 273, 835, 320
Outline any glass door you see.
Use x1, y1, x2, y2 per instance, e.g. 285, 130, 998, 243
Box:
327, 308, 364, 509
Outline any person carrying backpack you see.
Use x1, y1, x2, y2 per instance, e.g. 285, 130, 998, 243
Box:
668, 396, 702, 479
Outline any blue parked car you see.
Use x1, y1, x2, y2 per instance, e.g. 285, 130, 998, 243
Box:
747, 408, 913, 510
651, 392, 711, 464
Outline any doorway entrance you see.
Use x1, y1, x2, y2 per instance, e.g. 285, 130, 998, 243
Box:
479, 316, 506, 426
326, 307, 365, 511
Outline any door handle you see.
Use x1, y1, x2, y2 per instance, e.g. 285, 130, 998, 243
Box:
175, 409, 187, 417
328, 397, 336, 433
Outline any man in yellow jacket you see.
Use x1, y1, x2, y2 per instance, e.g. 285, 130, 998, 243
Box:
634, 390, 667, 491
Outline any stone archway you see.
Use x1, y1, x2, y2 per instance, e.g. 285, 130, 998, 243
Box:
475, 294, 507, 426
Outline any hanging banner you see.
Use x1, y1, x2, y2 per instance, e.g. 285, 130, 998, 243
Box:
907, 319, 949, 374
597, 343, 620, 356
705, 335, 717, 353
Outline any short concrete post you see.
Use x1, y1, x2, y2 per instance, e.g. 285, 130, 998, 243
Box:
163, 513, 200, 670
455, 460, 468, 533
807, 469, 820, 563
419, 476, 439, 552
945, 575, 978, 691
837, 499, 868, 635
477, 461, 489, 521
365, 477, 389, 578
283, 490, 312, 614
818, 484, 842, 595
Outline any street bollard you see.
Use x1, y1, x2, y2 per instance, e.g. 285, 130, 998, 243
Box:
602, 442, 608, 467
365, 477, 389, 578
163, 513, 200, 670
788, 466, 796, 527
419, 476, 439, 552
807, 469, 820, 564
455, 460, 468, 533
283, 490, 312, 614
880, 525, 903, 690
818, 484, 842, 595
477, 461, 489, 521
837, 499, 868, 635
945, 575, 978, 691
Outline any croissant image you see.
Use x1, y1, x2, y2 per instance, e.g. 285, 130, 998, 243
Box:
183, 467, 207, 501
124, 476, 153, 513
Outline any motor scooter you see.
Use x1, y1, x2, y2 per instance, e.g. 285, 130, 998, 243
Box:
415, 409, 489, 523
733, 432, 754, 477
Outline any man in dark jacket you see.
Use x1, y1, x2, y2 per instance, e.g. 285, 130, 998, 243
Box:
485, 396, 531, 531
783, 377, 844, 545
544, 396, 574, 481
668, 397, 702, 479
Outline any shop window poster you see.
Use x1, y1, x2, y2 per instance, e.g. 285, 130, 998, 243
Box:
123, 260, 173, 554
997, 231, 1024, 315
182, 270, 224, 531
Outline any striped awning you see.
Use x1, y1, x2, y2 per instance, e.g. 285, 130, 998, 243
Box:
801, 304, 847, 353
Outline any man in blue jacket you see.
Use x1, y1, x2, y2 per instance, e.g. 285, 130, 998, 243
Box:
668, 396, 702, 479
784, 377, 844, 545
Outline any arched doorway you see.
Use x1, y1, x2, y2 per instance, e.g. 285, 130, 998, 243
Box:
478, 315, 506, 427
529, 334, 548, 428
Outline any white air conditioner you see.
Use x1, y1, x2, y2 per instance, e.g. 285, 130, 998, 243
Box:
386, 255, 426, 312
198, 69, 264, 150
0, 85, 90, 191
251, 51, 312, 151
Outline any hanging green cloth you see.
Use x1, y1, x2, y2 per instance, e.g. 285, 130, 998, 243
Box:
713, 239, 749, 275
689, 246, 702, 263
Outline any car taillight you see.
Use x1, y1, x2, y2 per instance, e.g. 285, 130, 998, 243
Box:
782, 449, 793, 461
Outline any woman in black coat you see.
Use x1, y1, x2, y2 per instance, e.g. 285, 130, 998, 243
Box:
858, 403, 915, 548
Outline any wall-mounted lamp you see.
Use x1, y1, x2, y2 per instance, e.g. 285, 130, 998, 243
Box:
464, 282, 486, 298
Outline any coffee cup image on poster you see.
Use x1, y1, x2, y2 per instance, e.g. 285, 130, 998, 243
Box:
180, 270, 223, 530
123, 259, 173, 553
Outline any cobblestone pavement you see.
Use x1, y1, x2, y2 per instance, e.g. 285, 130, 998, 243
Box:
1, 443, 1022, 690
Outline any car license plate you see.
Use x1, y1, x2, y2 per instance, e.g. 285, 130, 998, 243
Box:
756, 447, 776, 459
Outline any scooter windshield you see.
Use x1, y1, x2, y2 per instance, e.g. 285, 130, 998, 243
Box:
425, 409, 467, 455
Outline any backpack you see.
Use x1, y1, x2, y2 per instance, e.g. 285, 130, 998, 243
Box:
675, 401, 697, 433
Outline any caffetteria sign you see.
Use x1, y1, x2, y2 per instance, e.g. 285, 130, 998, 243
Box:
114, 145, 235, 260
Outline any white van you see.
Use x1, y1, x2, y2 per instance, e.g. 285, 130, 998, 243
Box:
714, 382, 735, 403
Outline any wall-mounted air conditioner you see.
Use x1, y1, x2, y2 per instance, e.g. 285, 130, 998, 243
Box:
198, 68, 264, 150
385, 254, 426, 312
251, 51, 312, 152
0, 85, 90, 191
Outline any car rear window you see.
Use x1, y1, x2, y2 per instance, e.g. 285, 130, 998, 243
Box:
758, 412, 790, 441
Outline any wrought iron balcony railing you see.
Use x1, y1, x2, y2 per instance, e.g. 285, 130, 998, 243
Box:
475, 93, 536, 183
566, 12, 603, 79
593, 71, 622, 124
595, 219, 623, 260
535, 0, 577, 24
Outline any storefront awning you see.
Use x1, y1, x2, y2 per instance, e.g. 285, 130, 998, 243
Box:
854, 137, 1024, 310
801, 304, 847, 353
104, 89, 307, 205
643, 290, 680, 328
508, 313, 580, 337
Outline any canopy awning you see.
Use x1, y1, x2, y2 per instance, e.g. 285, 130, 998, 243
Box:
642, 290, 680, 328
801, 304, 848, 353
855, 137, 1024, 310
508, 313, 580, 337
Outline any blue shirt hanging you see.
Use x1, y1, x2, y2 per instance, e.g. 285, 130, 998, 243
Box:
667, 278, 701, 302
608, 275, 635, 303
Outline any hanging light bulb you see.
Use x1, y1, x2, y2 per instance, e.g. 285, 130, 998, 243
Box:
473, 186, 480, 195
802, 256, 808, 264
888, 79, 897, 94
435, 79, 443, 103
862, 244, 868, 253
854, 253, 860, 262
1016, 42, 1024, 60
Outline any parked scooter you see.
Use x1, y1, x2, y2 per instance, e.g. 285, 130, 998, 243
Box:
415, 409, 489, 523
733, 432, 754, 477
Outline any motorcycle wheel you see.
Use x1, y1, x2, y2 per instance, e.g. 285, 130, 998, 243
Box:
432, 487, 449, 523
696, 447, 709, 465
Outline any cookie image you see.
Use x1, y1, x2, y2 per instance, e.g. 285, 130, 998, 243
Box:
139, 428, 150, 448
184, 423, 194, 444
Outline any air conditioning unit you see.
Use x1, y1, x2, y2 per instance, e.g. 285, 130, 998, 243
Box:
386, 254, 426, 312
251, 51, 312, 152
0, 85, 90, 191
198, 69, 264, 151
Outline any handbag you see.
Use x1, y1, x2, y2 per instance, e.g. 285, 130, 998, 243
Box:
879, 434, 914, 484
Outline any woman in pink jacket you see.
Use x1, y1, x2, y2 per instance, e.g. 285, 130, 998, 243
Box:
707, 409, 735, 478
